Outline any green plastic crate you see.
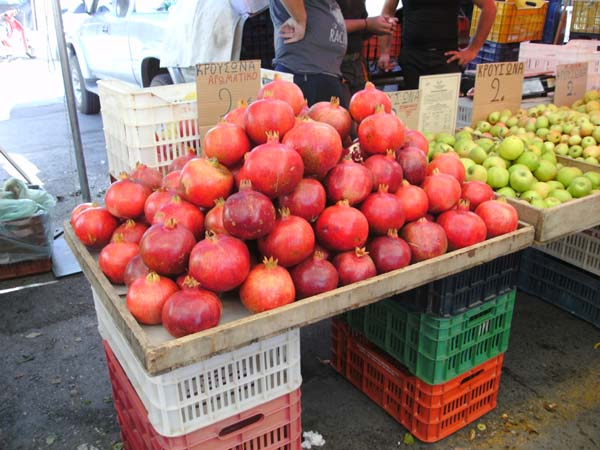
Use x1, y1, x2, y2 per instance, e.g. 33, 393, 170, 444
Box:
344, 290, 516, 384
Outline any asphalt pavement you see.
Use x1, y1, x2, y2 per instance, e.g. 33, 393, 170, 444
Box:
1, 57, 599, 450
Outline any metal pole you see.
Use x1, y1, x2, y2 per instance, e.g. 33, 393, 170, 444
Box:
50, 0, 91, 202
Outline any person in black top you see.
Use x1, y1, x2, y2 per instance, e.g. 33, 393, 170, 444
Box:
378, 0, 496, 90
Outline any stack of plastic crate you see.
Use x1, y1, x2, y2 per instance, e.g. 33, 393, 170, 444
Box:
331, 253, 520, 443
92, 290, 304, 450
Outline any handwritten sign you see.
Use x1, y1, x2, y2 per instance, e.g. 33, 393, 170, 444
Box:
472, 62, 524, 124
260, 68, 294, 85
554, 62, 588, 107
417, 73, 461, 134
196, 60, 261, 134
386, 89, 419, 129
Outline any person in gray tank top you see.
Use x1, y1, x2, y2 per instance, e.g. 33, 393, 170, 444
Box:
269, 0, 349, 107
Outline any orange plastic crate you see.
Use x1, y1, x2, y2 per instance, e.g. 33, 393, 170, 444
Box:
571, 0, 600, 35
103, 340, 303, 450
471, 1, 548, 43
362, 26, 401, 61
330, 319, 503, 443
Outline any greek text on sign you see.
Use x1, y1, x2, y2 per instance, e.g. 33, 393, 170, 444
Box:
386, 89, 419, 129
554, 62, 588, 107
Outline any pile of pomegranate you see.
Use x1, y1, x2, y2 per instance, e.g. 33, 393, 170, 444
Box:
71, 80, 519, 338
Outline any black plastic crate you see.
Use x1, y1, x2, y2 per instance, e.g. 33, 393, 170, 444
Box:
519, 248, 600, 329
467, 41, 521, 70
393, 252, 520, 317
240, 10, 275, 69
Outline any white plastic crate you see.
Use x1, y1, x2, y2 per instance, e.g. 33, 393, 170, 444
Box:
91, 289, 302, 437
457, 97, 473, 129
98, 80, 202, 178
536, 227, 600, 277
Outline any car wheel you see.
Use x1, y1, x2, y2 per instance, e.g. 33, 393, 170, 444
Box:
150, 73, 173, 86
68, 51, 100, 114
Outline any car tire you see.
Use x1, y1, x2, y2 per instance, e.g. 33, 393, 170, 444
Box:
69, 51, 100, 115
150, 73, 173, 86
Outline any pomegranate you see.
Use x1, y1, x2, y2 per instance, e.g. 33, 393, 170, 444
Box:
243, 132, 304, 198
177, 274, 200, 290
475, 199, 519, 238
308, 96, 353, 140
348, 81, 392, 123
124, 254, 151, 287
461, 181, 495, 211
360, 185, 406, 235
129, 162, 162, 191
73, 207, 119, 248
367, 229, 412, 273
105, 174, 151, 219
168, 148, 199, 172
144, 189, 175, 224
162, 289, 223, 337
315, 200, 369, 251
325, 157, 373, 205
290, 251, 339, 299
258, 76, 305, 115
223, 99, 248, 129
333, 248, 377, 286
126, 272, 179, 325
422, 171, 462, 214
437, 200, 487, 250
363, 151, 404, 193
180, 157, 233, 208
278, 178, 326, 222
240, 257, 296, 313
258, 208, 315, 267
427, 153, 466, 183
402, 129, 429, 156
111, 219, 148, 244
245, 97, 295, 144
203, 122, 251, 168
396, 146, 428, 186
401, 218, 448, 262
223, 180, 276, 240
358, 108, 406, 154
282, 120, 343, 180
204, 198, 229, 235
70, 202, 99, 226
161, 170, 184, 195
395, 181, 429, 222
98, 237, 140, 284
312, 243, 333, 260
153, 195, 205, 240
139, 218, 196, 275
188, 231, 251, 292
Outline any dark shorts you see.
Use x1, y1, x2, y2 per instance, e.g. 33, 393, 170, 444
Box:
274, 64, 348, 108
399, 47, 462, 90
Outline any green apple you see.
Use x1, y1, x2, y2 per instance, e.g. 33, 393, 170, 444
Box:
455, 130, 473, 141
583, 145, 600, 159
563, 123, 575, 134
568, 145, 584, 158
580, 121, 595, 137
535, 116, 549, 129
496, 186, 517, 198
516, 151, 540, 172
554, 143, 569, 156
424, 131, 436, 141
454, 138, 478, 157
540, 151, 557, 165
435, 132, 456, 146
560, 134, 570, 144
544, 197, 563, 208
536, 128, 550, 140
547, 130, 562, 144
476, 121, 492, 133
487, 166, 510, 188
510, 167, 536, 193
584, 171, 600, 189
530, 198, 547, 209
466, 164, 488, 182
585, 157, 599, 165
557, 166, 584, 188
460, 157, 476, 170
581, 136, 597, 149
542, 141, 556, 153
568, 134, 582, 146
567, 176, 593, 198
506, 116, 519, 128
468, 146, 488, 165
483, 155, 508, 170
550, 124, 564, 133
521, 190, 542, 202
525, 119, 537, 133
491, 125, 509, 138
592, 126, 600, 142
477, 138, 495, 152
546, 180, 565, 190
498, 136, 525, 161
488, 111, 501, 125
531, 181, 552, 199
534, 160, 558, 182
508, 163, 531, 175
548, 189, 572, 203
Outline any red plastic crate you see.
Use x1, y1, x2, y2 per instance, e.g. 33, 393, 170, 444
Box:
330, 319, 503, 443
362, 26, 401, 61
102, 340, 303, 450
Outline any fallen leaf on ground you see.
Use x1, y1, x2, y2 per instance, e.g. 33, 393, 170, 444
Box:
82, 399, 92, 406
501, 413, 509, 421
524, 422, 539, 434
17, 354, 35, 364
468, 429, 476, 441
112, 443, 124, 450
403, 433, 415, 445
594, 342, 600, 349
543, 402, 557, 412
477, 423, 487, 431
25, 332, 42, 339
46, 434, 57, 445
50, 377, 61, 385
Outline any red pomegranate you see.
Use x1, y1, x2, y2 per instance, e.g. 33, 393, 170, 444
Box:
188, 231, 251, 292
203, 122, 251, 168
129, 162, 162, 191
144, 189, 176, 224
401, 218, 448, 262
349, 81, 392, 123
396, 146, 428, 186
258, 208, 315, 267
278, 178, 326, 223
98, 237, 140, 284
161, 170, 184, 195
282, 120, 343, 180
139, 218, 196, 275
70, 202, 99, 227
111, 220, 148, 244
422, 171, 462, 214
223, 99, 248, 129
358, 109, 406, 154
360, 185, 406, 235
461, 181, 495, 211
475, 199, 519, 238
124, 254, 151, 287
73, 207, 119, 248
258, 76, 305, 115
243, 132, 304, 198
308, 96, 353, 140
325, 157, 373, 205
153, 195, 205, 240
223, 180, 276, 240
427, 153, 466, 183
240, 257, 296, 313
162, 289, 223, 337
126, 272, 179, 325
245, 97, 295, 144
290, 251, 339, 299
204, 198, 229, 235
180, 157, 233, 208
105, 174, 151, 219
367, 229, 412, 273
333, 248, 377, 286
437, 200, 487, 250
363, 151, 404, 193
168, 148, 199, 172
402, 129, 429, 156
395, 181, 429, 222
315, 200, 369, 251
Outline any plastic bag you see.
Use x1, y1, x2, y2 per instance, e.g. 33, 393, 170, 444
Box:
2, 178, 56, 211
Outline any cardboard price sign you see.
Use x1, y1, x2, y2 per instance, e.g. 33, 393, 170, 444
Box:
386, 89, 419, 129
554, 62, 588, 107
417, 73, 461, 134
472, 62, 525, 124
196, 60, 261, 131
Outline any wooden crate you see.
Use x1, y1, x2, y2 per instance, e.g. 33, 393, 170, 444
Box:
0, 258, 52, 281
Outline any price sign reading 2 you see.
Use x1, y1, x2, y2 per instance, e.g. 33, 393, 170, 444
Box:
490, 77, 503, 103
218, 88, 233, 119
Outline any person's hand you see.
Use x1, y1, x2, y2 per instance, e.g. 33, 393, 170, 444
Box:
377, 53, 395, 72
279, 17, 306, 44
367, 15, 398, 36
444, 47, 479, 67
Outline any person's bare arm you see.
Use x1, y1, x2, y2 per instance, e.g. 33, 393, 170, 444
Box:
345, 16, 397, 35
445, 0, 496, 66
279, 0, 307, 43
377, 0, 400, 71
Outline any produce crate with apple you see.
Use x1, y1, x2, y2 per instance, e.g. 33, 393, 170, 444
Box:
466, 40, 521, 71
536, 226, 600, 277
570, 0, 600, 36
